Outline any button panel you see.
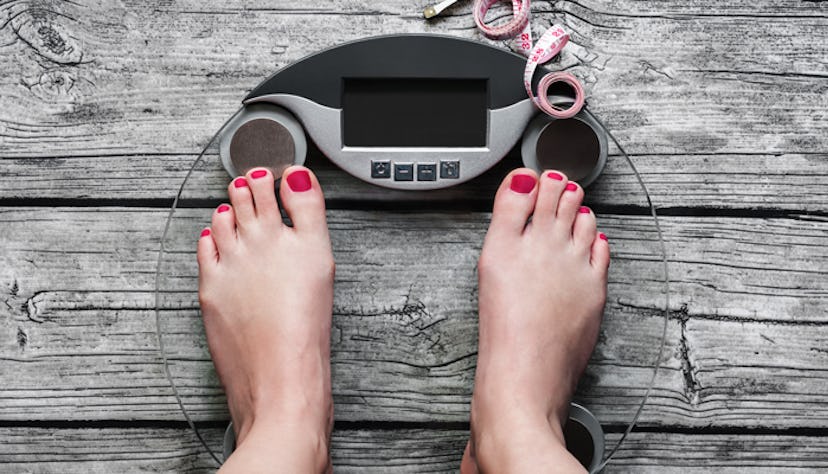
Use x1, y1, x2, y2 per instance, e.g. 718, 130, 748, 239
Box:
440, 160, 460, 179
371, 160, 391, 178
373, 161, 460, 182
394, 163, 414, 181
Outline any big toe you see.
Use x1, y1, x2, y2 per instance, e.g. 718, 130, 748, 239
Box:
279, 166, 328, 234
488, 169, 539, 238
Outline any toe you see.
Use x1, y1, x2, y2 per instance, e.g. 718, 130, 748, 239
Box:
572, 206, 597, 251
196, 227, 218, 269
279, 166, 328, 234
211, 203, 237, 255
591, 232, 611, 273
488, 168, 539, 236
227, 176, 255, 227
554, 181, 584, 238
246, 167, 282, 224
532, 170, 569, 230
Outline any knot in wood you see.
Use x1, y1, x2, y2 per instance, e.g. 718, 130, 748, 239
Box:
13, 10, 84, 65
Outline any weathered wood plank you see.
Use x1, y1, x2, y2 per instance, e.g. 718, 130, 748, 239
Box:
1, 208, 825, 426
1, 427, 826, 473
2, 150, 825, 213
0, 1, 825, 206
0, 0, 823, 155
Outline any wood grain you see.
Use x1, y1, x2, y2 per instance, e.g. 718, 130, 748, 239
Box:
2, 150, 825, 213
1, 208, 825, 426
0, 1, 825, 208
1, 427, 826, 473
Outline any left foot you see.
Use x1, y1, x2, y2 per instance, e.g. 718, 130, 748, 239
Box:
196, 166, 335, 473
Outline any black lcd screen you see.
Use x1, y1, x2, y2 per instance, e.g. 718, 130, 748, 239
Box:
342, 79, 487, 147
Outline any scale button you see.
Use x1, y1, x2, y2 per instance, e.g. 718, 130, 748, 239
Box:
417, 163, 437, 181
440, 160, 460, 179
371, 160, 391, 178
394, 163, 414, 181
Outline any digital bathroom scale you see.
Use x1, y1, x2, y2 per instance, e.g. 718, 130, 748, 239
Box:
218, 34, 608, 189
154, 34, 671, 471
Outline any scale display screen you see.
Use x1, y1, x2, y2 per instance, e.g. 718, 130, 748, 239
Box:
342, 78, 488, 147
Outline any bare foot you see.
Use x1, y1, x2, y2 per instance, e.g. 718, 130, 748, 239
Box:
197, 166, 334, 473
461, 169, 610, 474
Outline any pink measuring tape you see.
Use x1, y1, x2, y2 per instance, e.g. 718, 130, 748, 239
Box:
426, 0, 584, 119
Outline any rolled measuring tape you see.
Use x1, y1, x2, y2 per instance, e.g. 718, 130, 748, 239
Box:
522, 25, 585, 119
427, 0, 585, 119
473, 0, 531, 45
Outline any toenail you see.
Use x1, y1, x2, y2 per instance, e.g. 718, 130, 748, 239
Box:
510, 174, 536, 193
579, 206, 591, 214
233, 177, 248, 188
200, 228, 211, 237
565, 182, 578, 192
217, 204, 231, 213
599, 233, 608, 241
250, 169, 268, 179
547, 171, 564, 181
286, 170, 312, 192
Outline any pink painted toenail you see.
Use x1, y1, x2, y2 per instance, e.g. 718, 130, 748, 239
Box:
510, 174, 536, 193
599, 233, 608, 241
579, 206, 591, 214
250, 169, 268, 179
547, 171, 564, 181
233, 177, 248, 188
286, 170, 312, 192
565, 182, 578, 192
200, 228, 211, 237
217, 205, 230, 213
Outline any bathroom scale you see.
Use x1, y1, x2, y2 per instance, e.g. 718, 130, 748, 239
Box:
217, 34, 607, 189
154, 34, 671, 472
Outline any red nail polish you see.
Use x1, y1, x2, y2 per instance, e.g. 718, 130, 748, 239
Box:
233, 177, 248, 188
217, 204, 230, 213
565, 182, 578, 192
250, 169, 268, 179
579, 206, 591, 214
286, 170, 312, 192
200, 228, 211, 237
510, 174, 536, 194
547, 171, 564, 181
599, 233, 608, 241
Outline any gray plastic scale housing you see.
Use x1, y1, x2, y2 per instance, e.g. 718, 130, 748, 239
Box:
239, 34, 552, 190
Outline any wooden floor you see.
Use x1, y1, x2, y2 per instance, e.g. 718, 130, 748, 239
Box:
1, 0, 826, 472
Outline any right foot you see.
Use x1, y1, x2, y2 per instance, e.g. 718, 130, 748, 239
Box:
197, 166, 335, 473
462, 169, 610, 473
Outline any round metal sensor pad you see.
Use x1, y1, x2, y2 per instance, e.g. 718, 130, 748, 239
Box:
219, 104, 307, 178
521, 112, 608, 187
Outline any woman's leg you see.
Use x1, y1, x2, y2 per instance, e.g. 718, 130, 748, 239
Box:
462, 169, 610, 474
197, 166, 334, 474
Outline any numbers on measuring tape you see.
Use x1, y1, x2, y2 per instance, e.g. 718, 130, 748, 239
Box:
425, 0, 585, 119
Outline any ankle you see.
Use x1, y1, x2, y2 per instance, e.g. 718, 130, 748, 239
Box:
227, 415, 331, 474
235, 393, 333, 444
470, 384, 568, 442
470, 403, 585, 474
472, 426, 584, 474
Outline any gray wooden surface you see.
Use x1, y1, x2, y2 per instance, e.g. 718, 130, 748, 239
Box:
0, 0, 826, 472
